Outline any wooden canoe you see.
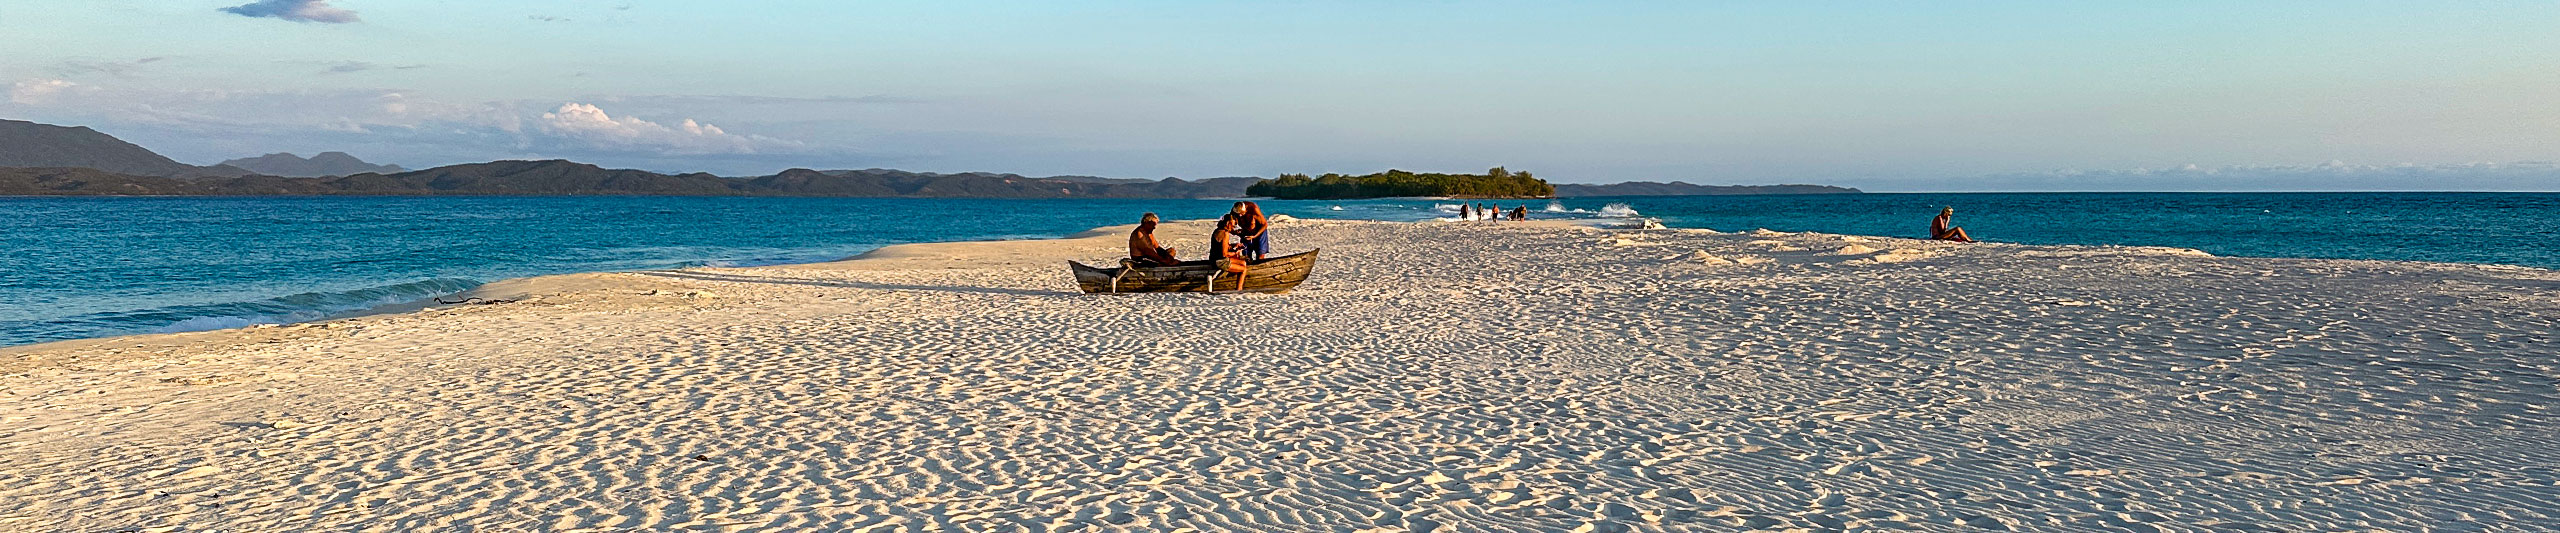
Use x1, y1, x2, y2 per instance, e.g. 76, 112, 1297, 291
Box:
1069, 249, 1320, 294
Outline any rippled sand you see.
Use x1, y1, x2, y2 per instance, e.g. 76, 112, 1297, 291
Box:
3, 219, 2557, 532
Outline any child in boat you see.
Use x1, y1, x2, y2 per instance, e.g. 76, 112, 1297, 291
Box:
1128, 213, 1179, 266
1931, 207, 1976, 242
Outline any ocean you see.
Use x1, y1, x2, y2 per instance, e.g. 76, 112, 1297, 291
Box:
3, 193, 2554, 347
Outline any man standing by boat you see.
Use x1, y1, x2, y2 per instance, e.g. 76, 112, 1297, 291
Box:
1129, 213, 1179, 266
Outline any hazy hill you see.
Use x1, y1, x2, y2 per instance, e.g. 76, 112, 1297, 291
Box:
811, 169, 1260, 198
1248, 168, 1556, 199
0, 119, 248, 178
1553, 181, 1861, 196
219, 152, 404, 177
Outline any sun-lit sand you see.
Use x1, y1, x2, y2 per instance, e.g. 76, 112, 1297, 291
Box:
3, 219, 2557, 531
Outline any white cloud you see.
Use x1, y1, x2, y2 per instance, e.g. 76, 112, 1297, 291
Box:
537, 102, 802, 155
3, 82, 810, 159
0, 81, 873, 172
8, 79, 79, 105
51, 57, 165, 77
4, 80, 506, 134
219, 0, 361, 24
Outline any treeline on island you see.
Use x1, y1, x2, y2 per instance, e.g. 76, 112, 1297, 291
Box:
1246, 167, 1556, 200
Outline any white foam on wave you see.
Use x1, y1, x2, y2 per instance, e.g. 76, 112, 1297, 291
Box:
1598, 203, 1641, 217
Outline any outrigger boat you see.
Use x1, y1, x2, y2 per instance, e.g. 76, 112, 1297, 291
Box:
1068, 249, 1320, 294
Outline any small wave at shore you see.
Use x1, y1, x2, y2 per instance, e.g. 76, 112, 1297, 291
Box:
1599, 203, 1641, 217
50, 278, 481, 338
142, 278, 485, 333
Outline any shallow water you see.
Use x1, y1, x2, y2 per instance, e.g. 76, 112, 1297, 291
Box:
2, 192, 2553, 347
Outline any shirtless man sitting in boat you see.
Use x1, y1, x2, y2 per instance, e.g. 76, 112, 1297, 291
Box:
1128, 213, 1179, 266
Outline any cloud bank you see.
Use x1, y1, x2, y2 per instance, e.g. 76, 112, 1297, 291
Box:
538, 103, 802, 155
51, 57, 165, 77
219, 0, 361, 24
9, 77, 2552, 190
1, 80, 829, 172
8, 79, 78, 105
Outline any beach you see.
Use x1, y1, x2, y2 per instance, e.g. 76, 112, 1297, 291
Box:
3, 218, 2557, 531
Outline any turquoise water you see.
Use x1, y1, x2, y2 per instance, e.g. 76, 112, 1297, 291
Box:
3, 193, 2554, 347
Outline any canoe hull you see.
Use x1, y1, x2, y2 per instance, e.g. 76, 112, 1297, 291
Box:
1070, 249, 1319, 294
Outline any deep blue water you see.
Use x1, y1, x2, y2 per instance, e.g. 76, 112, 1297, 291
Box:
2, 193, 2554, 347
1565, 192, 2560, 268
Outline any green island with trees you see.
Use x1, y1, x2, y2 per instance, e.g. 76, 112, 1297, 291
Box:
1245, 167, 1555, 200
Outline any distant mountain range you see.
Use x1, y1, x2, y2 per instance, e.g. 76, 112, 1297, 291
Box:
0, 119, 250, 178
0, 118, 1859, 198
0, 161, 1267, 198
0, 119, 1261, 198
220, 152, 405, 177
1553, 181, 1860, 196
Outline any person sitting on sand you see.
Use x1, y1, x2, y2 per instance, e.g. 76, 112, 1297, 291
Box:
1232, 201, 1272, 261
1931, 207, 1976, 243
1128, 213, 1179, 266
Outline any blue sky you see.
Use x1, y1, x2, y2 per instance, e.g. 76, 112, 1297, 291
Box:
4, 1, 2556, 190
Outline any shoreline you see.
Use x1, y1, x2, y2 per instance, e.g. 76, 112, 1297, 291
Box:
10, 191, 2557, 352
6, 215, 2548, 368
0, 217, 1260, 369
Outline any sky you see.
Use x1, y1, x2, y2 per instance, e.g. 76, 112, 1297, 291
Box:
3, 1, 2556, 191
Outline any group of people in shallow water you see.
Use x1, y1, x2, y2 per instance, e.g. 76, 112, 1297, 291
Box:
1126, 201, 1272, 272
1457, 203, 1528, 222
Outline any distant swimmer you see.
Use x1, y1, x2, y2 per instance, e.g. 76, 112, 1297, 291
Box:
1931, 207, 1976, 242
1128, 213, 1179, 266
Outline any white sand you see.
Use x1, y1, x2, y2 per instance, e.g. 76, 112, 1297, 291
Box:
3, 219, 2557, 532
